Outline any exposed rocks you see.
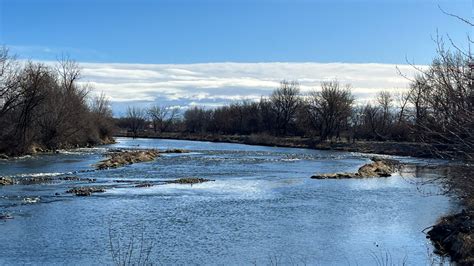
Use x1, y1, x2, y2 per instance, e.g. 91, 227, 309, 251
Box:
96, 149, 161, 170
311, 173, 357, 179
168, 177, 213, 184
116, 177, 211, 187
96, 148, 190, 170
58, 176, 96, 182
0, 154, 9, 160
0, 213, 13, 220
135, 182, 155, 188
2, 175, 96, 186
0, 177, 14, 186
162, 148, 189, 153
66, 186, 106, 196
357, 157, 399, 177
311, 157, 400, 179
21, 176, 95, 185
76, 169, 96, 174
427, 210, 474, 265
20, 176, 54, 185
100, 137, 116, 145
28, 143, 45, 154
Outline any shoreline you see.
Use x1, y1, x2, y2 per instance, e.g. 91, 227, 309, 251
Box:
114, 132, 436, 158
0, 138, 117, 160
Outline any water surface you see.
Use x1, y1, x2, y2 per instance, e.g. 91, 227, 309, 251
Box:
0, 137, 456, 265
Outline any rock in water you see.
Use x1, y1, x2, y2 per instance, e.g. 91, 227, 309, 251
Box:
58, 176, 96, 182
311, 173, 357, 179
0, 213, 13, 220
20, 176, 54, 185
357, 159, 397, 177
96, 150, 161, 170
96, 148, 190, 170
162, 149, 189, 153
0, 177, 14, 185
169, 177, 213, 184
357, 161, 389, 177
135, 183, 154, 188
311, 157, 400, 179
66, 187, 106, 196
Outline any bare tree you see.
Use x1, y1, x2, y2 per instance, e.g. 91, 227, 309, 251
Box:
270, 80, 301, 135
0, 47, 20, 117
90, 93, 115, 142
395, 91, 411, 124
376, 91, 393, 127
183, 106, 211, 133
91, 92, 113, 118
11, 62, 51, 154
258, 97, 275, 133
126, 107, 146, 138
408, 48, 473, 159
56, 54, 81, 92
307, 80, 354, 141
35, 58, 90, 149
408, 76, 429, 126
0, 54, 115, 156
360, 103, 381, 140
147, 105, 179, 133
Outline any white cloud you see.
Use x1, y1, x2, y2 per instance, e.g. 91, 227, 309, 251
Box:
71, 61, 423, 114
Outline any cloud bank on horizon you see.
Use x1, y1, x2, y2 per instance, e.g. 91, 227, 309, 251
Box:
74, 61, 422, 116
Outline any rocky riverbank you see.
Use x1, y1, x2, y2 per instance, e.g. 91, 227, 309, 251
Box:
427, 210, 474, 265
425, 164, 474, 265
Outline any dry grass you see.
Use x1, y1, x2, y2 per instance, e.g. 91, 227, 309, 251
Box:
108, 225, 155, 266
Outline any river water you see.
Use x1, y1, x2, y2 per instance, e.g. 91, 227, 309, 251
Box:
0, 137, 456, 265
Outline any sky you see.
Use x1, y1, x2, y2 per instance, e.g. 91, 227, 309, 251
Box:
0, 0, 472, 115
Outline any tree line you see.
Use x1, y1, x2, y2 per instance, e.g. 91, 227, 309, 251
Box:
119, 47, 473, 160
0, 48, 115, 156
120, 80, 410, 141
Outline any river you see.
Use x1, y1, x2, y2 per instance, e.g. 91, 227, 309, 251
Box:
0, 137, 456, 265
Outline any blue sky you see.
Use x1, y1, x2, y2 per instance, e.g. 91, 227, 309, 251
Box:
0, 0, 472, 115
1, 0, 471, 64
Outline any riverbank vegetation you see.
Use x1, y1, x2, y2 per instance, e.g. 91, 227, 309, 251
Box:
117, 42, 473, 161
0, 48, 115, 156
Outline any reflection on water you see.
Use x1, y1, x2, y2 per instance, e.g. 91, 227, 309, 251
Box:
0, 137, 457, 265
